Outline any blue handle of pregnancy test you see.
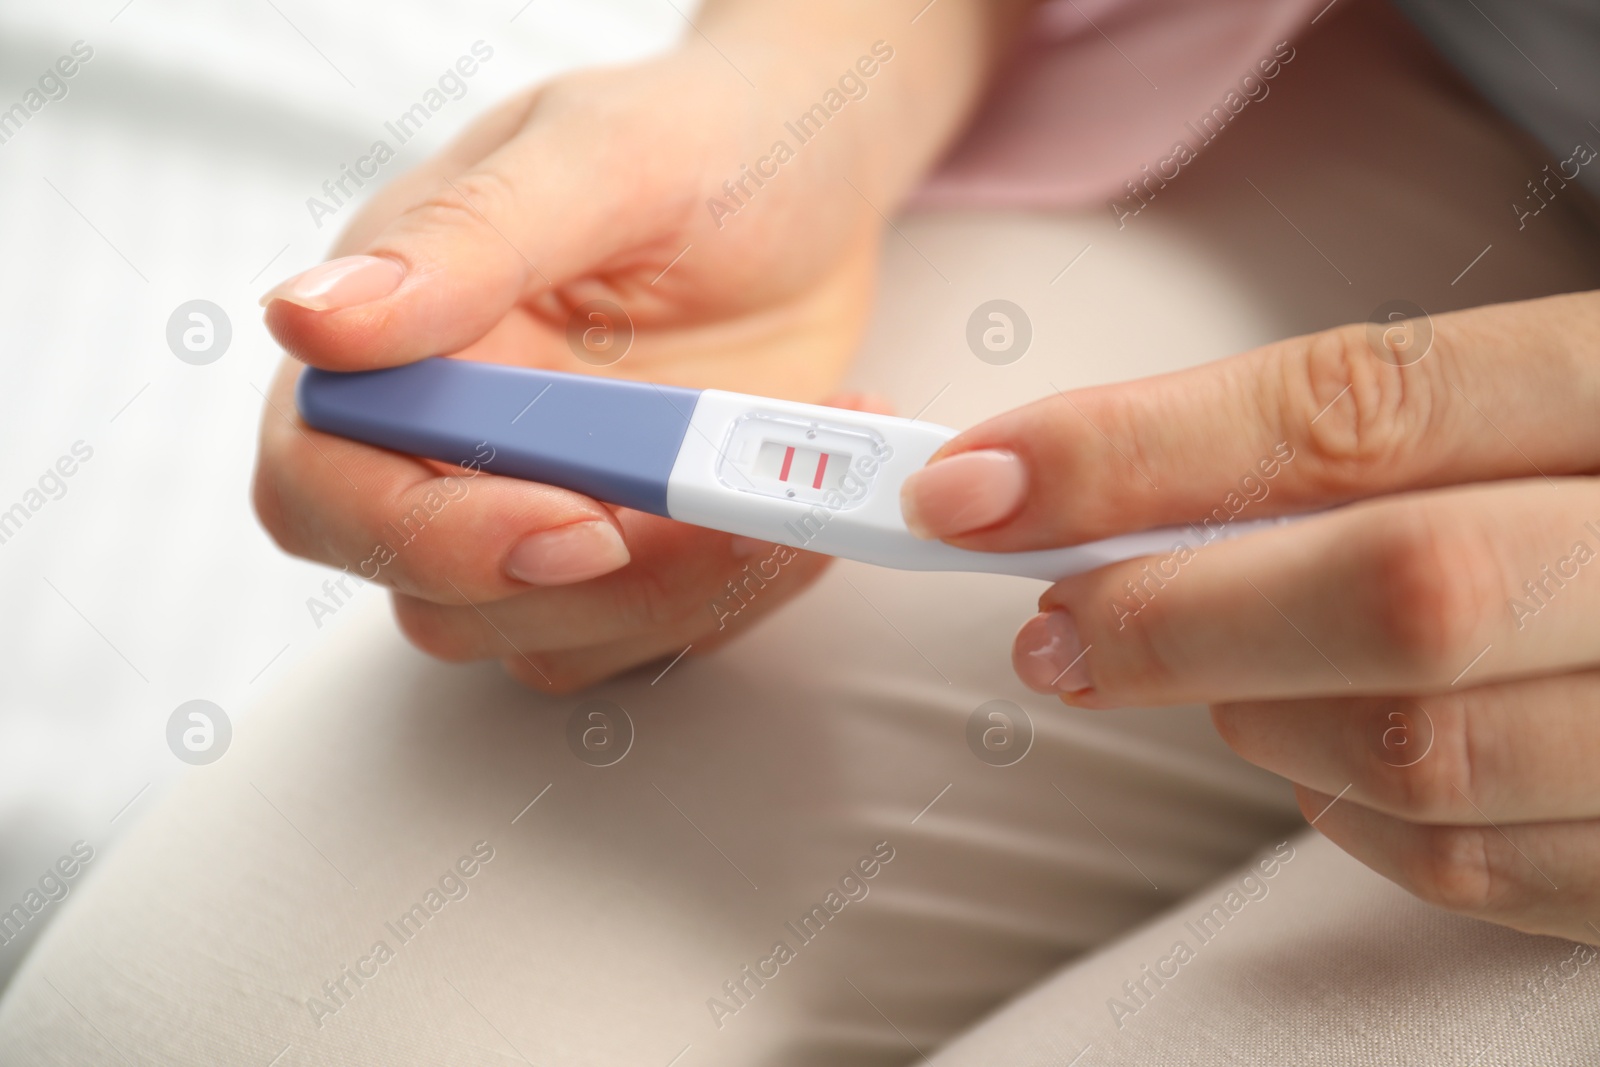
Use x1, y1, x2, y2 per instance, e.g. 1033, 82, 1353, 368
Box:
296, 358, 701, 517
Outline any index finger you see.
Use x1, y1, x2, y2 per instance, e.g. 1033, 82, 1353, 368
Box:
901, 291, 1600, 551
252, 360, 626, 603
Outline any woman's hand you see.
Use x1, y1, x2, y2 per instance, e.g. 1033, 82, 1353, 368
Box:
253, 1, 1028, 692
901, 290, 1600, 944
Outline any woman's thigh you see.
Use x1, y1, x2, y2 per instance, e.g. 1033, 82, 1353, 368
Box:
0, 571, 1295, 1066
4, 0, 1599, 1063
928, 832, 1600, 1066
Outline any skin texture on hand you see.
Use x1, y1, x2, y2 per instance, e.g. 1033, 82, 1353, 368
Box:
252, 0, 1031, 694
902, 290, 1600, 945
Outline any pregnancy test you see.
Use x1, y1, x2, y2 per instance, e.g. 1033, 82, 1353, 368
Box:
296, 357, 1290, 582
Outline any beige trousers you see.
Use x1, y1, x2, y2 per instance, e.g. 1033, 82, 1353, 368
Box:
5, 3, 1600, 1063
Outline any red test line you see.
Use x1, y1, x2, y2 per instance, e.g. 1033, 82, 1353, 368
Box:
778, 445, 795, 482
812, 452, 829, 489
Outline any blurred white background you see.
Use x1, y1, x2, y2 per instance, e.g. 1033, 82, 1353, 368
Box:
0, 0, 687, 986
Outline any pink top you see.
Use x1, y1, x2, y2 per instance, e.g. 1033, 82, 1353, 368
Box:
917, 0, 1326, 209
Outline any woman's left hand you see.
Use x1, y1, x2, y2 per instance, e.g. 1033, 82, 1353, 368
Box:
900, 290, 1600, 944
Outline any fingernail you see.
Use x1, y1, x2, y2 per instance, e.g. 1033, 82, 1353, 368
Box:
1013, 611, 1092, 695
901, 449, 1026, 540
506, 521, 630, 586
259, 255, 405, 311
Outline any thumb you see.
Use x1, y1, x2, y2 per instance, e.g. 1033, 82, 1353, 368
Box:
259, 117, 647, 371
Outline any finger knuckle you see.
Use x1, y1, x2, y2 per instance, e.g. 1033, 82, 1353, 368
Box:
1087, 584, 1179, 696
251, 429, 332, 564
1360, 693, 1476, 821
392, 595, 480, 663
250, 460, 299, 556
407, 169, 521, 239
1281, 325, 1438, 492
610, 565, 706, 634
1357, 507, 1498, 677
1404, 824, 1498, 914
1040, 398, 1158, 536
1208, 702, 1251, 752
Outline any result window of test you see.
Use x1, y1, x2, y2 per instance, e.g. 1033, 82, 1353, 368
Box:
752, 440, 849, 493
716, 411, 884, 508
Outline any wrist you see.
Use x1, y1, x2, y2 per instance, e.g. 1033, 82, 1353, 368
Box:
687, 0, 1033, 205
